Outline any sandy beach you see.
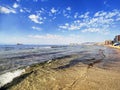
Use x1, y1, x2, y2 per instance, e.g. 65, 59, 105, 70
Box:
1, 0, 120, 89
107, 45, 120, 49
1, 45, 120, 90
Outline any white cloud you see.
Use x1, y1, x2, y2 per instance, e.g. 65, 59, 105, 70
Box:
94, 11, 107, 17
19, 8, 31, 13
23, 8, 31, 13
51, 8, 57, 14
36, 8, 45, 15
59, 24, 81, 30
116, 17, 120, 21
29, 14, 43, 24
32, 26, 42, 31
81, 28, 100, 33
66, 7, 71, 11
62, 9, 71, 18
59, 9, 120, 34
59, 17, 111, 34
74, 12, 78, 18
79, 12, 89, 18
0, 6, 16, 14
103, 1, 110, 7
20, 9, 24, 12
0, 34, 84, 44
59, 20, 85, 30
94, 10, 120, 18
13, 3, 19, 8
81, 27, 110, 35
28, 34, 83, 44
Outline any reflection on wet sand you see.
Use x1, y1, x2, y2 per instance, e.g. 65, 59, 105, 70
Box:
56, 49, 106, 69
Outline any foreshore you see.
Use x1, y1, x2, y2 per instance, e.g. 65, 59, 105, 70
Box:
106, 45, 120, 49
1, 45, 120, 90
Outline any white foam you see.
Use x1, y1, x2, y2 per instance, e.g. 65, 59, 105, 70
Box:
42, 46, 52, 49
0, 69, 25, 88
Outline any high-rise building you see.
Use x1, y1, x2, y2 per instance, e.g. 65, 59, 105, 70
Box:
114, 35, 120, 43
104, 40, 113, 45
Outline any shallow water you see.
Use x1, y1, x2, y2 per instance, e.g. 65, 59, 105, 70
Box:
0, 44, 116, 74
0, 45, 120, 88
0, 45, 93, 74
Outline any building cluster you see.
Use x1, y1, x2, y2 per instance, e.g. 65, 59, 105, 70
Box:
114, 35, 120, 43
104, 40, 113, 45
105, 35, 120, 46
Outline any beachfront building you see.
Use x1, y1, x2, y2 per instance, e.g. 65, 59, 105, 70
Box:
104, 40, 113, 45
114, 35, 120, 43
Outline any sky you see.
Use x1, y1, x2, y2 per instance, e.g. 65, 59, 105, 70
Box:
0, 0, 120, 45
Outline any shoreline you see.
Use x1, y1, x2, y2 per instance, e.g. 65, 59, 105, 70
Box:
105, 45, 120, 49
1, 45, 120, 90
0, 54, 77, 90
0, 54, 73, 89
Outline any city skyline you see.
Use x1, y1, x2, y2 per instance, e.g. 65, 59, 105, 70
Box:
0, 0, 120, 44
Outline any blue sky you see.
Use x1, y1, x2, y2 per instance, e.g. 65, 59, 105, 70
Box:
0, 0, 120, 44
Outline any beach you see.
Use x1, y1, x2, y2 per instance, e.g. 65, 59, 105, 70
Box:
1, 45, 120, 90
1, 0, 120, 89
107, 45, 120, 49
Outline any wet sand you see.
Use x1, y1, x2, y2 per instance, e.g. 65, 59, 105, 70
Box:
108, 45, 120, 49
2, 46, 120, 90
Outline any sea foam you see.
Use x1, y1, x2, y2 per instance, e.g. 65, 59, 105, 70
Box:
0, 69, 25, 88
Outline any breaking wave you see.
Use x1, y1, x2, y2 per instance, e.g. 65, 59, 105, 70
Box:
0, 69, 25, 88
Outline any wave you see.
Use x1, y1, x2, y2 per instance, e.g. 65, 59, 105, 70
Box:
0, 69, 25, 88
41, 46, 52, 49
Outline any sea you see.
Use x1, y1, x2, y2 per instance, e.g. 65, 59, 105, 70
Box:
0, 45, 85, 74
0, 44, 105, 88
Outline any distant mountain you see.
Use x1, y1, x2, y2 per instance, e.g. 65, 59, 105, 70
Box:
17, 43, 23, 45
81, 42, 96, 45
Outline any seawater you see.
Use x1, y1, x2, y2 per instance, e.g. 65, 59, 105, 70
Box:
0, 44, 101, 87
0, 45, 88, 74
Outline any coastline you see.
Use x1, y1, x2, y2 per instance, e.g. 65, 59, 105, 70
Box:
106, 45, 120, 49
1, 45, 120, 90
